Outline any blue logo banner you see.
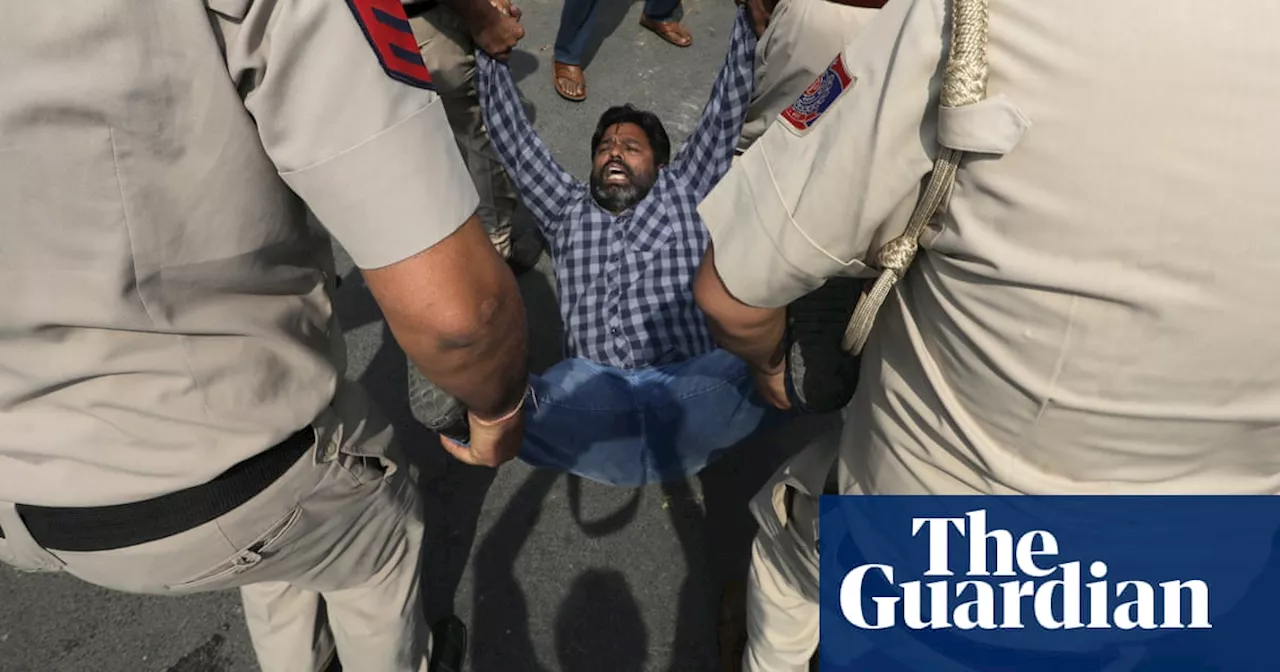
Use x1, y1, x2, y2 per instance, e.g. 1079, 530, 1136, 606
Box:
818, 496, 1280, 671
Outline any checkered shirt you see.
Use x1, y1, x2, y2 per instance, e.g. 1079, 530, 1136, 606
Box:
477, 9, 757, 370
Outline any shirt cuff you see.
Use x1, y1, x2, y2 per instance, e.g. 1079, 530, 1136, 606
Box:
282, 99, 480, 270
698, 149, 846, 309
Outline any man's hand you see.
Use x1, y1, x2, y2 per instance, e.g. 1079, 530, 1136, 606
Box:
751, 361, 792, 411
440, 404, 526, 467
474, 1, 524, 60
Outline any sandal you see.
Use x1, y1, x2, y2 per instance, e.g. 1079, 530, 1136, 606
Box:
553, 61, 587, 102
640, 15, 693, 48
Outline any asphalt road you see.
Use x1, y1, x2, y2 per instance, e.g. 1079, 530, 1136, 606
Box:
0, 1, 839, 670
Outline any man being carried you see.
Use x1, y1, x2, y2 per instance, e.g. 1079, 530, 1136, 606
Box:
470, 7, 767, 486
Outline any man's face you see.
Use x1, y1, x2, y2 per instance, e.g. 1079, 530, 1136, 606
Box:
590, 122, 659, 214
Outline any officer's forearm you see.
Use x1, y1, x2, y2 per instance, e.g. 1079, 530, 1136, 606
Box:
401, 284, 529, 420
364, 214, 529, 418
693, 246, 787, 373
707, 306, 787, 375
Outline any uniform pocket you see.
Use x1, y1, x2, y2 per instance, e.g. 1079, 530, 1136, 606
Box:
164, 505, 303, 591
335, 447, 396, 488
324, 383, 404, 486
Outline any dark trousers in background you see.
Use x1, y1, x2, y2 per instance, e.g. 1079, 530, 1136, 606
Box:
554, 0, 682, 65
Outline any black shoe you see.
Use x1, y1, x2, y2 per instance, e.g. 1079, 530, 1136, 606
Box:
505, 227, 546, 276
783, 276, 865, 414
429, 616, 468, 672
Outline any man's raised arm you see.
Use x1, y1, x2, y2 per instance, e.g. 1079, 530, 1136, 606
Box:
475, 51, 580, 236
668, 7, 758, 199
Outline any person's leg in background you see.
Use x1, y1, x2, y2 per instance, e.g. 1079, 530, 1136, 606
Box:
639, 0, 693, 48
737, 0, 879, 154
553, 0, 599, 101
409, 6, 538, 272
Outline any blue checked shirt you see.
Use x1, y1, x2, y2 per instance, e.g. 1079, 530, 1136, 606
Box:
476, 9, 757, 370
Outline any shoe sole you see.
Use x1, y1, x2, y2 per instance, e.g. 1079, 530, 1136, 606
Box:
785, 276, 865, 413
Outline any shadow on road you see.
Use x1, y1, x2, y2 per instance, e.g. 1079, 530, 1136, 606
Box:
463, 417, 833, 671
468, 468, 557, 672
508, 49, 541, 84
557, 569, 650, 672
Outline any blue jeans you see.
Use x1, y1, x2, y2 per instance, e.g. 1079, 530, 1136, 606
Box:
519, 349, 776, 486
554, 0, 682, 65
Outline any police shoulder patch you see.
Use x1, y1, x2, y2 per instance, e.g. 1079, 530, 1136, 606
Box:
780, 53, 854, 135
345, 0, 435, 90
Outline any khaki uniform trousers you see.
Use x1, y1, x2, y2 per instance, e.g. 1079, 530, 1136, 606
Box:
410, 6, 519, 258
741, 425, 843, 672
737, 0, 879, 153
0, 381, 430, 672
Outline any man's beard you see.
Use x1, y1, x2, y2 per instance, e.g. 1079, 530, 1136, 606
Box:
590, 160, 655, 214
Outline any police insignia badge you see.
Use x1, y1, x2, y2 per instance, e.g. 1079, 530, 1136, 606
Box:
781, 53, 854, 134
346, 0, 435, 90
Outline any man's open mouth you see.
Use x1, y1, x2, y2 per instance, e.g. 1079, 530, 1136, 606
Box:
604, 162, 631, 186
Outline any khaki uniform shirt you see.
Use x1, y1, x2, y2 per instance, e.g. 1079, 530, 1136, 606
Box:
0, 0, 478, 506
700, 0, 1280, 496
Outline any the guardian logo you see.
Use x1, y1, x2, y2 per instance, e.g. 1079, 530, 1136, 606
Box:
840, 510, 1212, 632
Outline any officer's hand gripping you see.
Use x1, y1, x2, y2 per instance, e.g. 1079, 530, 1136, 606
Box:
439, 395, 527, 467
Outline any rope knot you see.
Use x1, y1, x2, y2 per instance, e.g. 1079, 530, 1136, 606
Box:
876, 236, 919, 276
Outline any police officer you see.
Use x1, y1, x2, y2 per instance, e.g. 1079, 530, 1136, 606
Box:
736, 0, 885, 154
694, 0, 1280, 669
0, 2, 529, 671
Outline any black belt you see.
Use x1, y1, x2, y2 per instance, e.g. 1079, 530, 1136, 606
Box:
0, 427, 315, 553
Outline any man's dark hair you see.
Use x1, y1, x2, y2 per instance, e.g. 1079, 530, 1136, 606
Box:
591, 104, 671, 166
